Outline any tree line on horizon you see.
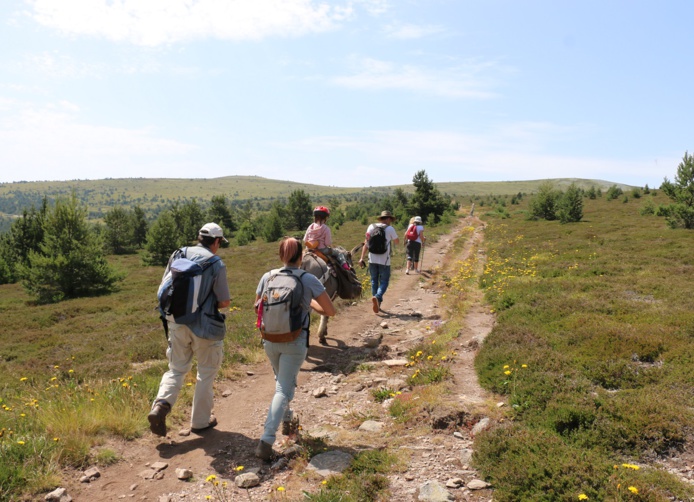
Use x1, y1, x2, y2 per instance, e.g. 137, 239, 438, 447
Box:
3, 152, 694, 305
0, 170, 456, 303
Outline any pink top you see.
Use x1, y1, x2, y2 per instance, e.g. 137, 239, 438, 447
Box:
304, 222, 332, 248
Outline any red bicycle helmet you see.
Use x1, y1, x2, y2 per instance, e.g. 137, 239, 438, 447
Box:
313, 206, 330, 217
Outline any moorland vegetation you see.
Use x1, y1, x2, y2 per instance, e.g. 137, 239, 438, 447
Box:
2, 165, 694, 500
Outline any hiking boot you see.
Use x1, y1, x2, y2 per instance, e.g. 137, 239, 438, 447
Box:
255, 440, 274, 461
371, 296, 379, 314
405, 269, 409, 275
148, 401, 171, 437
191, 415, 218, 434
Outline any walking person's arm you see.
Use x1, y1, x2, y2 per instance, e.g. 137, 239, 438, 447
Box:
358, 234, 369, 268
310, 291, 336, 316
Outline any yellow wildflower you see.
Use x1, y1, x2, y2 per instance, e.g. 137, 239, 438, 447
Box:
628, 486, 638, 494
20, 377, 27, 382
235, 466, 244, 471
578, 494, 588, 501
504, 370, 511, 376
206, 475, 216, 482
277, 486, 285, 492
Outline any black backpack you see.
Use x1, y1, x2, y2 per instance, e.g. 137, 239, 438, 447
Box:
367, 224, 388, 254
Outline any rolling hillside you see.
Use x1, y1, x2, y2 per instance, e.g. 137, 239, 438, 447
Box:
0, 175, 637, 221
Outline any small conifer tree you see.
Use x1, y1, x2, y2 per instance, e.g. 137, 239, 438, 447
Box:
20, 194, 122, 303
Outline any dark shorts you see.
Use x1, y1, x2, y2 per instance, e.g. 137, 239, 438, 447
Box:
405, 240, 422, 262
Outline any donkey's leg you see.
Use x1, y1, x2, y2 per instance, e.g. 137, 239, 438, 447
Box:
317, 315, 329, 344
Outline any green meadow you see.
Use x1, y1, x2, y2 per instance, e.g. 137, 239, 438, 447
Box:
3, 181, 694, 501
472, 193, 694, 500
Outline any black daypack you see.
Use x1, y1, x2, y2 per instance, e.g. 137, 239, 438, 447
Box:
367, 224, 388, 254
258, 269, 307, 343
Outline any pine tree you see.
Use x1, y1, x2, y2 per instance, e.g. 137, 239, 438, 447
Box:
104, 206, 136, 254
19, 194, 122, 303
286, 190, 312, 230
207, 195, 236, 233
408, 170, 451, 223
661, 151, 694, 229
557, 183, 584, 223
131, 205, 149, 248
0, 199, 47, 283
142, 211, 183, 266
529, 182, 561, 220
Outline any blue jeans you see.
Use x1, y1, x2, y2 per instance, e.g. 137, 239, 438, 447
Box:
261, 332, 308, 445
369, 263, 391, 302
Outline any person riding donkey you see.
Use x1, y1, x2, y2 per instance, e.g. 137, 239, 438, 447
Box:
303, 206, 350, 271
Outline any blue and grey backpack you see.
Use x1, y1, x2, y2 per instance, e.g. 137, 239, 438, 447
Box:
157, 247, 221, 336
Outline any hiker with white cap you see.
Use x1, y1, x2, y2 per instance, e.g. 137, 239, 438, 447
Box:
148, 222, 231, 437
404, 216, 426, 274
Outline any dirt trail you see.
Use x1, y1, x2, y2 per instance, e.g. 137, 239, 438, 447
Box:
63, 217, 494, 501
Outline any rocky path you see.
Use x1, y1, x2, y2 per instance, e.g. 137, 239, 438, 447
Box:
59, 217, 495, 502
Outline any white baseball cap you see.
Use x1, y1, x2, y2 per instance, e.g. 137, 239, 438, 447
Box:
199, 222, 228, 243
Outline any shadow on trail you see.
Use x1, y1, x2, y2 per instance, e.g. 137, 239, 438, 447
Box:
303, 335, 352, 373
155, 429, 258, 476
302, 328, 397, 376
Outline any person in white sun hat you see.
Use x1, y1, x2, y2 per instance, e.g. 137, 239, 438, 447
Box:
148, 223, 231, 437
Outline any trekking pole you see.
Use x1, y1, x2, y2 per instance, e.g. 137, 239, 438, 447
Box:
418, 242, 425, 273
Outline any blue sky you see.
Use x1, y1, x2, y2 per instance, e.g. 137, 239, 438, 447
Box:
1, 0, 691, 188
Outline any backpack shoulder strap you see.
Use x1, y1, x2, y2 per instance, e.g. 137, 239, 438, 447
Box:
201, 255, 221, 269
280, 268, 307, 310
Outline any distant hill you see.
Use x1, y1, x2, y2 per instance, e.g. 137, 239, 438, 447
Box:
0, 176, 636, 221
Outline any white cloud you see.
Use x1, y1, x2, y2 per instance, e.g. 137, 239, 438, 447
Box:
0, 99, 196, 182
21, 51, 109, 79
26, 0, 355, 46
354, 0, 390, 16
383, 22, 445, 40
332, 57, 500, 98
